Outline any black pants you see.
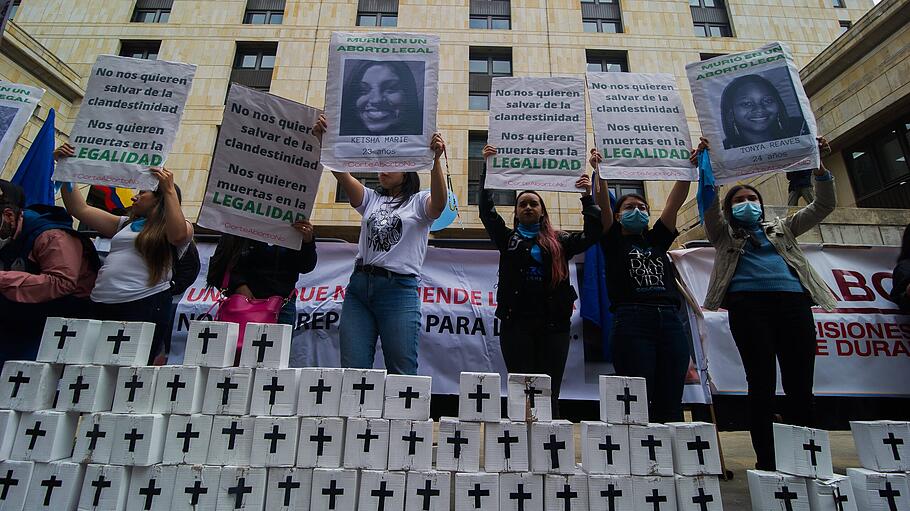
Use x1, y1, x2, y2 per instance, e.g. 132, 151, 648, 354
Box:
727, 291, 817, 470
611, 304, 690, 423
499, 318, 571, 419
0, 294, 92, 368
92, 289, 174, 364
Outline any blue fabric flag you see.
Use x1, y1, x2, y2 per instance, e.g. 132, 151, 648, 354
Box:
696, 148, 716, 222
580, 190, 615, 361
12, 109, 56, 207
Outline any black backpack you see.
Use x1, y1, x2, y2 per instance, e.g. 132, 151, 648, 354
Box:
170, 240, 201, 296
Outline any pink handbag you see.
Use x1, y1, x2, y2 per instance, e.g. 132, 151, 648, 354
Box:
209, 271, 289, 350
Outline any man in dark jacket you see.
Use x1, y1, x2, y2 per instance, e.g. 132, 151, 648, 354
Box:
787, 169, 815, 206
0, 180, 99, 365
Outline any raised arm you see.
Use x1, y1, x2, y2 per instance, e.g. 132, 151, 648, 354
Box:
292, 219, 318, 274
477, 144, 511, 251
152, 167, 193, 246
659, 180, 692, 232
313, 114, 365, 208
55, 143, 123, 237
591, 149, 614, 233
562, 173, 603, 256
786, 137, 837, 237
425, 133, 447, 219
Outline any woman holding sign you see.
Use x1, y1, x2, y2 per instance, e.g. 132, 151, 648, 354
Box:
314, 115, 447, 375
592, 149, 692, 423
57, 143, 193, 363
698, 137, 836, 470
480, 145, 602, 418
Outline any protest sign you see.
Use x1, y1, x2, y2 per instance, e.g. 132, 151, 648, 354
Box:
0, 82, 43, 171
54, 55, 195, 189
588, 72, 695, 181
486, 77, 586, 192
320, 32, 439, 173
197, 85, 322, 250
686, 42, 818, 183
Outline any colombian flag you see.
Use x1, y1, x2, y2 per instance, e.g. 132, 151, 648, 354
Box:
87, 185, 134, 215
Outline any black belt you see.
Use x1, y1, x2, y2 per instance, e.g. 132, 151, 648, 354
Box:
355, 263, 415, 279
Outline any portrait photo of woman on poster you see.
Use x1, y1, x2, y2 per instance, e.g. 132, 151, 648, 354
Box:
339, 59, 424, 137
720, 71, 809, 149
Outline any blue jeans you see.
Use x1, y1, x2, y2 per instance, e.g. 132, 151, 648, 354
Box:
610, 304, 690, 423
339, 271, 421, 375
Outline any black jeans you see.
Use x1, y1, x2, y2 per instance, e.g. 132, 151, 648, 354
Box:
91, 289, 174, 364
726, 291, 817, 470
0, 294, 92, 368
499, 318, 571, 419
610, 304, 690, 423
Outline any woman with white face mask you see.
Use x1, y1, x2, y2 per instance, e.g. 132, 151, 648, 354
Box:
592, 149, 692, 423
698, 136, 837, 471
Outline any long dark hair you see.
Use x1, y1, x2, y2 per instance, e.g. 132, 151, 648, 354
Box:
377, 172, 421, 209
514, 191, 566, 288
206, 234, 248, 289
898, 224, 910, 262
340, 60, 422, 136
720, 75, 795, 149
131, 185, 182, 286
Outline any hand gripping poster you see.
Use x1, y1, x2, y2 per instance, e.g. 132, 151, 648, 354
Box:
486, 77, 587, 192
587, 72, 696, 181
686, 42, 819, 183
320, 32, 439, 173
54, 55, 196, 189
197, 85, 322, 250
0, 82, 44, 171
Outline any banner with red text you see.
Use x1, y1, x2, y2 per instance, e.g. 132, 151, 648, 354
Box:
671, 245, 910, 396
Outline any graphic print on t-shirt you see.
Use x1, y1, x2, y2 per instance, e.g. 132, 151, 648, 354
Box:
367, 203, 403, 253
628, 244, 666, 292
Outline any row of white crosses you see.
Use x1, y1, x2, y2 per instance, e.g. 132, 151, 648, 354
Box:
0, 317, 725, 511
747, 421, 910, 511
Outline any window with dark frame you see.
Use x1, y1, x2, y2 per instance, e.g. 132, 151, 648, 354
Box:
230, 43, 278, 93
131, 0, 172, 23
607, 181, 647, 203
585, 50, 629, 73
833, 0, 846, 7
844, 118, 910, 209
469, 48, 512, 111
469, 0, 510, 30
690, 0, 732, 38
243, 1, 285, 24
356, 0, 398, 27
468, 132, 515, 206
336, 174, 381, 203
838, 20, 852, 34
8, 0, 20, 19
119, 40, 161, 60
699, 52, 727, 61
580, 0, 623, 33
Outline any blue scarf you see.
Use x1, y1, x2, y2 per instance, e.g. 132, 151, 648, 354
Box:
517, 223, 543, 263
130, 218, 147, 232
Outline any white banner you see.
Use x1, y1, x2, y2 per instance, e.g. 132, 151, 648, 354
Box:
588, 72, 696, 181
54, 55, 196, 189
686, 42, 819, 184
0, 81, 43, 172
197, 85, 322, 249
320, 32, 439, 173
170, 243, 593, 398
672, 245, 910, 397
486, 77, 586, 192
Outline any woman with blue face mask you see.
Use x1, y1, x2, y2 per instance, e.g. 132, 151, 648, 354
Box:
698, 136, 837, 470
591, 148, 692, 423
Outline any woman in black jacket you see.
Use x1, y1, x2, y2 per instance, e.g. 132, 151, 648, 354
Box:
890, 224, 910, 313
480, 145, 602, 417
206, 222, 317, 329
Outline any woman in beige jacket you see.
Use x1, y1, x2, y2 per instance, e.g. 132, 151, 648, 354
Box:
699, 137, 836, 470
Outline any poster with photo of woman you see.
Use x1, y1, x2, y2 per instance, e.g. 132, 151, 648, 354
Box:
321, 32, 439, 173
687, 42, 819, 183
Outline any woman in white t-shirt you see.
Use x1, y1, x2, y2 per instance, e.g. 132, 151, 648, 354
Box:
314, 115, 447, 374
58, 144, 193, 363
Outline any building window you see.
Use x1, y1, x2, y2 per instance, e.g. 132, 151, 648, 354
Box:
833, 0, 846, 7
690, 0, 732, 37
607, 180, 647, 202
585, 50, 628, 72
469, 0, 510, 29
119, 40, 161, 60
469, 48, 512, 110
839, 20, 852, 34
356, 0, 398, 26
844, 118, 910, 208
131, 0, 172, 23
468, 132, 515, 206
699, 52, 726, 61
336, 174, 381, 203
244, 0, 285, 24
8, 1, 20, 19
581, 0, 623, 33
230, 43, 278, 92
